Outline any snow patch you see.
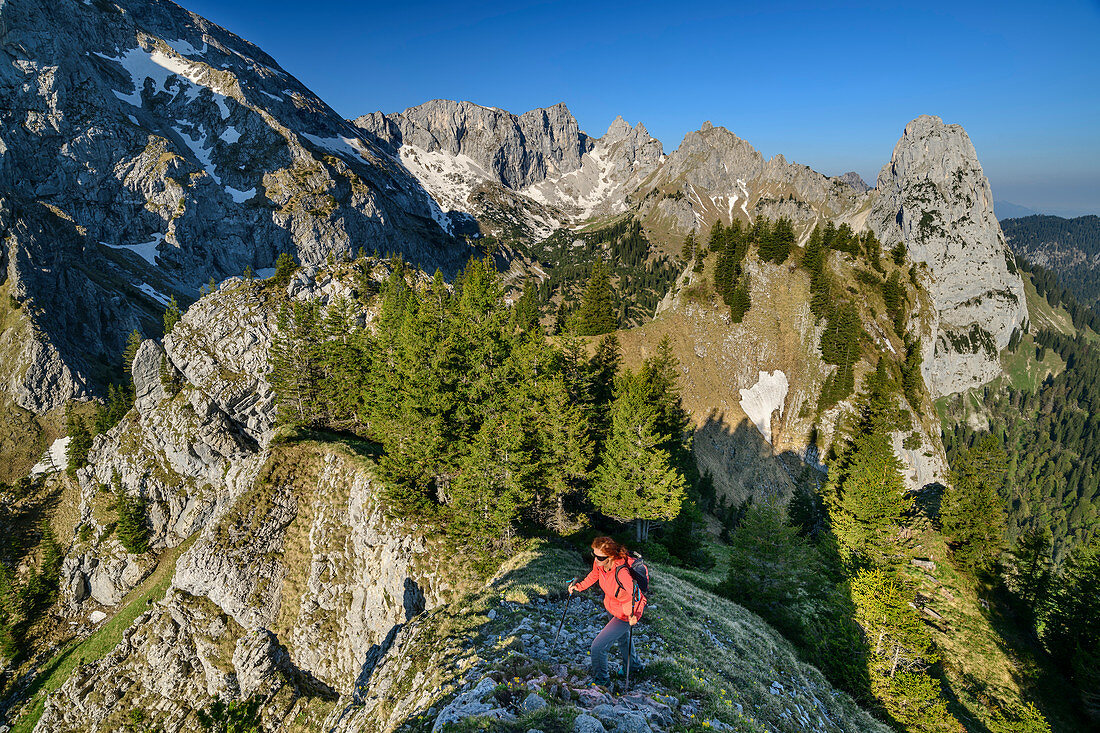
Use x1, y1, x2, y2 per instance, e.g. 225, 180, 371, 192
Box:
302, 132, 368, 163
31, 437, 71, 476
258, 89, 282, 102
137, 282, 173, 307
736, 178, 752, 222
522, 144, 621, 219
739, 370, 788, 445
127, 114, 140, 126
220, 126, 241, 144
94, 45, 231, 118
254, 267, 276, 279
225, 186, 255, 203
172, 124, 219, 183
398, 144, 492, 213
165, 39, 207, 57
104, 234, 163, 266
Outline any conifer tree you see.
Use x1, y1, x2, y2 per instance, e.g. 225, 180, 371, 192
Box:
163, 296, 182, 335
273, 251, 297, 286
683, 230, 698, 262
941, 434, 1008, 574
850, 569, 958, 732
512, 280, 541, 334
729, 277, 752, 323
577, 260, 617, 335
65, 408, 92, 478
723, 501, 827, 642
771, 217, 794, 264
803, 225, 825, 273
114, 474, 149, 554
591, 367, 686, 541
900, 336, 924, 410
1042, 541, 1100, 722
883, 272, 906, 334
891, 242, 906, 265
707, 220, 725, 253
1004, 525, 1053, 620
122, 329, 142, 378
588, 334, 621, 451
825, 365, 911, 568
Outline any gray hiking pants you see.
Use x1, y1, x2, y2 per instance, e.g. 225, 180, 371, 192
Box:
590, 616, 642, 680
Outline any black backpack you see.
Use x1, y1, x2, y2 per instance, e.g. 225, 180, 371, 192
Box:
614, 552, 650, 601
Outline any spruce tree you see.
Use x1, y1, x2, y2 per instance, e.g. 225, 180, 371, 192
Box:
273, 251, 297, 286
771, 217, 794, 264
512, 280, 541, 334
122, 329, 142, 378
723, 501, 827, 643
590, 368, 686, 542
825, 366, 911, 569
163, 296, 182, 335
941, 434, 1008, 574
65, 408, 92, 478
577, 260, 616, 335
850, 569, 958, 732
114, 475, 149, 554
1042, 541, 1100, 721
1004, 525, 1053, 620
588, 334, 621, 451
729, 277, 752, 323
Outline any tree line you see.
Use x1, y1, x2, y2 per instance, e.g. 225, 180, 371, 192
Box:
268, 255, 705, 560
531, 219, 680, 330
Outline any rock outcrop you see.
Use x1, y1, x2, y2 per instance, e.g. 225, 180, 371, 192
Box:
869, 115, 1027, 396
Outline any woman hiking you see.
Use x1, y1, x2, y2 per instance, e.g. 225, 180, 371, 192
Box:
567, 536, 646, 685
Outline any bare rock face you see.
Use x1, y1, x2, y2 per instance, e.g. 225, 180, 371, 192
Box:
34, 588, 331, 732
0, 0, 465, 413
522, 116, 665, 219
869, 115, 1027, 397
633, 124, 870, 240
356, 99, 592, 190
61, 279, 277, 610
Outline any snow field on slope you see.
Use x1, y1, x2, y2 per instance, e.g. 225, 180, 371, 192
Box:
94, 45, 231, 118
31, 437, 71, 476
104, 234, 164, 266
738, 370, 789, 445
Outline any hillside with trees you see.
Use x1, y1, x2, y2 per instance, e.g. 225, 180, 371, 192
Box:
1004, 215, 1100, 311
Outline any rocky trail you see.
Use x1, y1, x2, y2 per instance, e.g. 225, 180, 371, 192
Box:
350, 589, 865, 733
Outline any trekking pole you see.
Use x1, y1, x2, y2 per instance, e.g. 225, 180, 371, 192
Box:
552, 577, 578, 648
624, 585, 640, 694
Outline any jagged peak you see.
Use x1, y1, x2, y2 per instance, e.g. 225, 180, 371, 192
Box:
605, 114, 631, 138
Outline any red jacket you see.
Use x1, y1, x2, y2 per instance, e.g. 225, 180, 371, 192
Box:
575, 557, 647, 621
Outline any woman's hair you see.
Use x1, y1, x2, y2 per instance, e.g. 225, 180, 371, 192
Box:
591, 536, 628, 560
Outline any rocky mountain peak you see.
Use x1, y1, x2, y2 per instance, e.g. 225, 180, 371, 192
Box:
869, 114, 1026, 396
355, 99, 592, 190
837, 171, 871, 192
605, 114, 632, 138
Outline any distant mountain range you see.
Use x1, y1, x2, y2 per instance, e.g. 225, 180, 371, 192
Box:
995, 200, 1097, 221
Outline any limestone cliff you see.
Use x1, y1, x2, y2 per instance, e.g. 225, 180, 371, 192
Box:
869, 115, 1027, 397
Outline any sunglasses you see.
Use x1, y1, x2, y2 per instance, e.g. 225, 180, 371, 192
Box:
593, 553, 609, 561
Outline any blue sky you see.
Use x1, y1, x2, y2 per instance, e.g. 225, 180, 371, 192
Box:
189, 0, 1100, 215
